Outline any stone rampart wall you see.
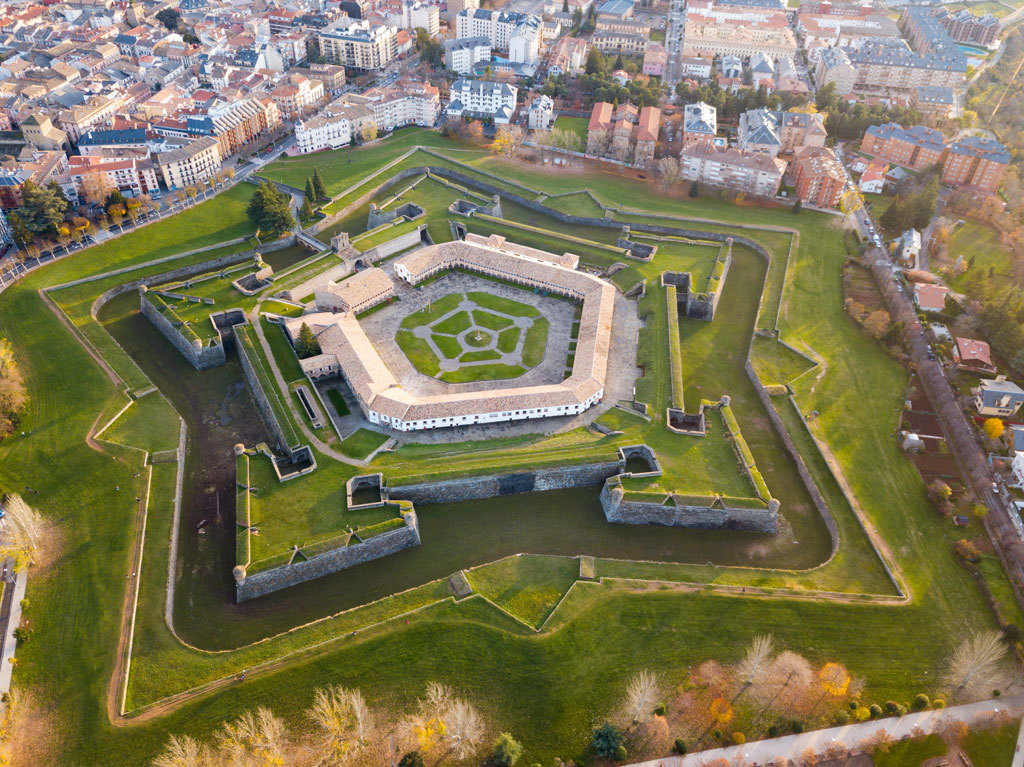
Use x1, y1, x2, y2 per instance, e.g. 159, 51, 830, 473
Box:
139, 291, 226, 370
359, 227, 424, 264
237, 513, 421, 601
279, 260, 352, 303
388, 461, 624, 504
234, 322, 292, 454
745, 360, 839, 555
600, 484, 777, 533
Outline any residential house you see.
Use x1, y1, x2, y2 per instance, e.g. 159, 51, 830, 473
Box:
858, 161, 887, 194
953, 337, 996, 375
897, 229, 921, 265
913, 282, 949, 313
975, 376, 1024, 417
527, 95, 554, 130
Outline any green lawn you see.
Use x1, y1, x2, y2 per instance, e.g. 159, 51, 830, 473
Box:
552, 115, 589, 144
962, 722, 1019, 764
400, 293, 464, 329
262, 318, 305, 383
439, 363, 526, 383
434, 310, 472, 335
749, 336, 818, 386
338, 428, 390, 459
522, 317, 549, 368
945, 220, 1017, 294
466, 292, 540, 318
97, 393, 180, 454
396, 329, 442, 376
326, 388, 350, 416
466, 555, 579, 629
874, 734, 946, 767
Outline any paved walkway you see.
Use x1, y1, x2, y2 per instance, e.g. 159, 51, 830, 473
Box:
0, 565, 26, 694
626, 697, 1022, 767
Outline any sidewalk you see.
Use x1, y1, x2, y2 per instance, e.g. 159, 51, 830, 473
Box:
0, 568, 26, 694
626, 697, 1023, 767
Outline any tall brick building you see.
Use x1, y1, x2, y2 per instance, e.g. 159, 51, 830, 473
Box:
792, 146, 846, 208
861, 123, 945, 171
941, 136, 1010, 192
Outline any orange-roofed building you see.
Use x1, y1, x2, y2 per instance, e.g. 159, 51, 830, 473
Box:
953, 337, 996, 375
586, 101, 661, 168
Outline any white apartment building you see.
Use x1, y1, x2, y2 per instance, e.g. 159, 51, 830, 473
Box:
294, 98, 376, 154
456, 9, 541, 64
361, 80, 441, 130
318, 22, 398, 71
445, 36, 492, 74
677, 142, 787, 198
401, 0, 440, 36
269, 74, 326, 120
527, 94, 554, 130
155, 137, 223, 189
446, 78, 517, 123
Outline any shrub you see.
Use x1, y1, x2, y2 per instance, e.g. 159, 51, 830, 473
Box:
885, 701, 899, 713
792, 721, 804, 734
493, 734, 523, 767
399, 752, 424, 767
993, 689, 1001, 697
673, 739, 686, 754
854, 706, 871, 722
713, 730, 723, 741
913, 693, 930, 709
933, 699, 945, 709
869, 704, 883, 718
614, 745, 627, 761
834, 711, 850, 725
732, 732, 746, 745
592, 723, 623, 758
767, 725, 778, 737
653, 703, 666, 717
849, 700, 859, 710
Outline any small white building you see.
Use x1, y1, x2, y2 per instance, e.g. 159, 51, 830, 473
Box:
898, 229, 921, 265
527, 94, 554, 131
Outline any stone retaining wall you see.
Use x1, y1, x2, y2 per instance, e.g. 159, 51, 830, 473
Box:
139, 289, 226, 370
600, 483, 778, 533
234, 321, 293, 455
236, 512, 421, 601
358, 226, 424, 264
388, 461, 625, 504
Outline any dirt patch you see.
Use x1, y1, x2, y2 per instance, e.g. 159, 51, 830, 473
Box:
843, 260, 885, 315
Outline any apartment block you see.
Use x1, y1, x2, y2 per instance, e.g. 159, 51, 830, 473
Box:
861, 123, 945, 170
738, 109, 827, 157
155, 137, 222, 190
445, 36, 491, 74
942, 136, 1010, 192
792, 146, 846, 208
682, 101, 717, 146
270, 74, 326, 120
591, 30, 649, 56
677, 142, 786, 198
288, 64, 347, 97
586, 102, 660, 169
319, 22, 398, 71
360, 80, 441, 131
446, 79, 517, 123
456, 9, 541, 64
67, 155, 160, 199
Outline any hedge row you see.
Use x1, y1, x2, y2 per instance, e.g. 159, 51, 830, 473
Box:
665, 286, 686, 411
720, 404, 772, 501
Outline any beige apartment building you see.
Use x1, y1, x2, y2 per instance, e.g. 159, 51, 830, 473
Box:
156, 137, 223, 190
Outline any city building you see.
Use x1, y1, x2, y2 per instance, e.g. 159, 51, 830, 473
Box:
360, 80, 441, 131
676, 142, 787, 197
446, 79, 518, 123
586, 102, 660, 168
937, 8, 1000, 46
792, 146, 846, 208
288, 64, 347, 97
815, 46, 857, 96
67, 155, 160, 201
19, 115, 68, 151
294, 97, 377, 154
191, 97, 282, 158
682, 101, 717, 146
941, 136, 1010, 193
527, 95, 554, 130
155, 137, 222, 190
269, 74, 327, 120
318, 22, 398, 71
400, 0, 441, 36
642, 43, 667, 77
912, 85, 957, 121
845, 37, 966, 95
861, 123, 945, 171
445, 36, 492, 74
683, 1, 797, 59
737, 109, 827, 157
546, 36, 589, 77
858, 160, 887, 194
456, 9, 541, 64
591, 30, 649, 56
797, 11, 900, 52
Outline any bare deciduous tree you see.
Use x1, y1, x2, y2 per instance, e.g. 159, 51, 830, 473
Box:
656, 157, 680, 189
445, 697, 484, 759
945, 630, 1008, 701
0, 494, 45, 569
754, 651, 813, 716
306, 685, 374, 765
736, 635, 773, 692
152, 735, 215, 767
623, 670, 659, 723
218, 707, 289, 766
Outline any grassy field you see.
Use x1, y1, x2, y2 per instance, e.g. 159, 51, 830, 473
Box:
552, 116, 589, 144
3, 135, 1022, 767
944, 220, 1018, 293
97, 393, 180, 454
338, 428, 390, 459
